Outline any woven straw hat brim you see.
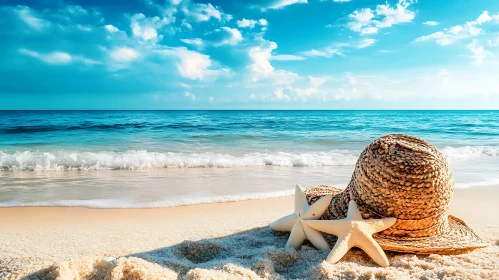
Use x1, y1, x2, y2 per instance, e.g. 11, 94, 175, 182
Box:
305, 185, 488, 255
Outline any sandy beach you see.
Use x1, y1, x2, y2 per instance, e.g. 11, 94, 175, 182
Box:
1, 186, 498, 279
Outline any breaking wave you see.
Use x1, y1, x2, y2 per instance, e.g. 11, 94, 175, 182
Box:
0, 150, 358, 171
1, 145, 497, 171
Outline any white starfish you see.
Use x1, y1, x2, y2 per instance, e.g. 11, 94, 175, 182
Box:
305, 200, 396, 267
270, 184, 333, 250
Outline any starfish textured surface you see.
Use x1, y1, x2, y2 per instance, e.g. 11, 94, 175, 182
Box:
306, 200, 396, 267
269, 184, 333, 250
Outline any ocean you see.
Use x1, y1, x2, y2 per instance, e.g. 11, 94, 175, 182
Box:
0, 110, 498, 208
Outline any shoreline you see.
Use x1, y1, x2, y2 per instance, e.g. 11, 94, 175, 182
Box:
1, 187, 499, 278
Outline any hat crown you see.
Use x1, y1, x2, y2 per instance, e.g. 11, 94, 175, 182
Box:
350, 134, 453, 236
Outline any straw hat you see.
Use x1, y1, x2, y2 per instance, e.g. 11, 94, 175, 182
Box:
305, 134, 488, 254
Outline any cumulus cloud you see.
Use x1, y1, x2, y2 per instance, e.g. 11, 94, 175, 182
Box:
248, 41, 299, 85
300, 48, 342, 58
19, 48, 100, 65
15, 6, 49, 30
19, 49, 72, 64
183, 3, 230, 22
414, 11, 499, 46
204, 27, 243, 46
299, 39, 374, 58
236, 18, 268, 29
255, 0, 307, 11
347, 0, 415, 34
274, 88, 291, 101
357, 38, 376, 48
130, 13, 169, 43
161, 47, 216, 80
467, 39, 488, 64
110, 47, 140, 62
423, 21, 438, 26
104, 24, 119, 33
309, 76, 326, 87
180, 38, 203, 47
184, 91, 196, 100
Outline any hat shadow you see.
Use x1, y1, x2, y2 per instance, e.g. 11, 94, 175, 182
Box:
24, 227, 419, 280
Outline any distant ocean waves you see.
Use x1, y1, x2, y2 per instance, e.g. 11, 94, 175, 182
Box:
0, 146, 498, 171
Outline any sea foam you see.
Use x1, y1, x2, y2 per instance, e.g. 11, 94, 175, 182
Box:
0, 146, 497, 171
0, 150, 358, 171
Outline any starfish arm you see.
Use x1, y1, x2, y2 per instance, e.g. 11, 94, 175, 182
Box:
365, 217, 397, 234
286, 220, 306, 249
356, 234, 390, 267
270, 213, 297, 232
305, 219, 352, 236
325, 233, 352, 264
302, 195, 332, 220
294, 184, 308, 215
346, 200, 364, 220
301, 222, 330, 250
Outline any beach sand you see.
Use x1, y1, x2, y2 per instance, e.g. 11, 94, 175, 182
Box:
1, 187, 499, 279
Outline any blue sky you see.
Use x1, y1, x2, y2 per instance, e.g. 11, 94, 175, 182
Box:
1, 0, 499, 109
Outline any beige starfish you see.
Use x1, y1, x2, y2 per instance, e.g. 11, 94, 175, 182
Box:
270, 184, 333, 250
305, 200, 396, 267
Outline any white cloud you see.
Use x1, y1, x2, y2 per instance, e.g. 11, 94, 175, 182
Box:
185, 3, 227, 22
162, 47, 214, 80
414, 23, 481, 46
309, 76, 326, 87
16, 6, 48, 30
130, 13, 169, 43
110, 47, 140, 62
415, 11, 499, 46
357, 38, 376, 48
209, 96, 214, 103
218, 27, 242, 46
19, 49, 72, 64
270, 54, 305, 61
237, 18, 268, 29
18, 48, 99, 65
274, 88, 290, 101
361, 27, 378, 35
347, 8, 375, 33
181, 38, 203, 47
375, 0, 415, 28
248, 41, 299, 85
76, 24, 92, 32
64, 5, 89, 16
467, 39, 488, 65
184, 92, 196, 100
347, 0, 415, 34
261, 0, 307, 11
204, 27, 243, 46
476, 10, 492, 25
104, 24, 119, 33
300, 48, 342, 58
300, 39, 374, 58
423, 21, 439, 26
488, 37, 499, 48
180, 82, 191, 88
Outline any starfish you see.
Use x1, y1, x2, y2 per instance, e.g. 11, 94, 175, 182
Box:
305, 200, 396, 267
269, 184, 332, 250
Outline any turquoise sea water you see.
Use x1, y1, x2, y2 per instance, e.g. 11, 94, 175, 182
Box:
0, 110, 498, 207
